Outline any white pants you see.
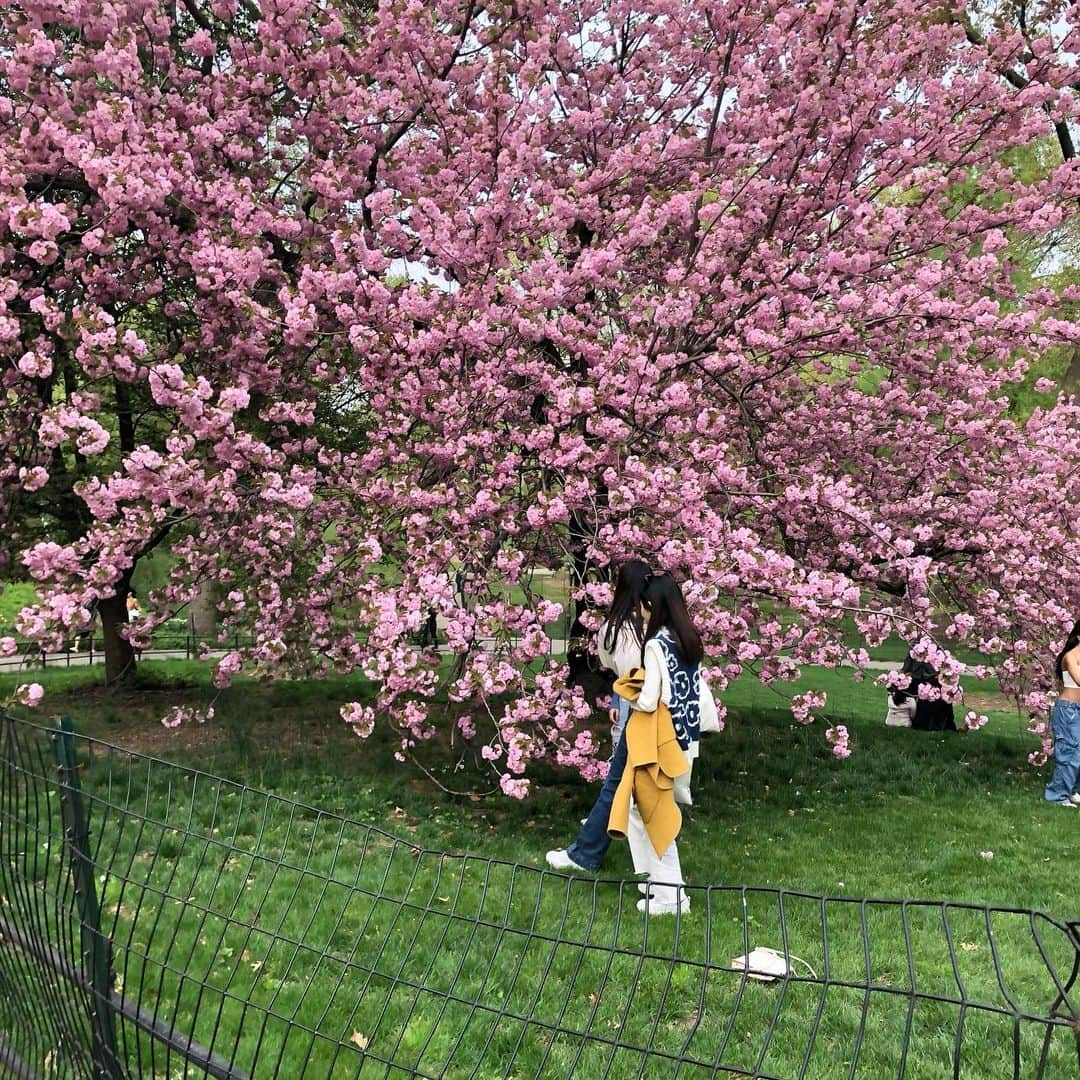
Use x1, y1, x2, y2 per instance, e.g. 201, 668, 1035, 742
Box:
627, 800, 685, 906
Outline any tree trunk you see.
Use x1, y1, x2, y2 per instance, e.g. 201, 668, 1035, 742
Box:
1063, 346, 1080, 396
188, 579, 218, 637
98, 591, 136, 686
565, 512, 612, 710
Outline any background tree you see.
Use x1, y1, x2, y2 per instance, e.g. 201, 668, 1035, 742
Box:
955, 0, 1080, 397
4, 0, 1080, 785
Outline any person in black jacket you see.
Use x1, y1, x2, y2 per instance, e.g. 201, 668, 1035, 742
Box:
902, 652, 956, 731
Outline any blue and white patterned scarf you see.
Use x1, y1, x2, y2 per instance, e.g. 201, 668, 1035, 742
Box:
655, 629, 700, 752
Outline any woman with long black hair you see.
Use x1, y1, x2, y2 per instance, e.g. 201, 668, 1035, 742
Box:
627, 572, 710, 914
1044, 619, 1080, 807
599, 560, 653, 742
548, 570, 718, 917
546, 560, 652, 873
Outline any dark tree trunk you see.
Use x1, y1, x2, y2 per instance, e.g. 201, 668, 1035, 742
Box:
114, 377, 135, 454
565, 511, 612, 711
565, 622, 612, 709
98, 382, 141, 684
98, 591, 136, 686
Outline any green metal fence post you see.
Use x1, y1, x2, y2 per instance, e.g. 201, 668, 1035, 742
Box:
50, 717, 123, 1080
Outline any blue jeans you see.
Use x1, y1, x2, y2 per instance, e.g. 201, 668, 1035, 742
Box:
1044, 699, 1080, 802
611, 692, 630, 743
567, 729, 628, 870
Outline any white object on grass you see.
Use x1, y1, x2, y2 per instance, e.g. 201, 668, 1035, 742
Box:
730, 947, 818, 983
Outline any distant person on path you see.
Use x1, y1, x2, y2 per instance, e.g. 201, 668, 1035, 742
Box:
1044, 619, 1080, 808
126, 589, 143, 659
418, 607, 438, 650
546, 559, 652, 875
902, 651, 956, 732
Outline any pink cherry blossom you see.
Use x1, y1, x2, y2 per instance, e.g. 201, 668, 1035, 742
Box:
498, 775, 531, 800
14, 683, 44, 708
1, 0, 1079, 782
826, 725, 852, 760
341, 702, 376, 739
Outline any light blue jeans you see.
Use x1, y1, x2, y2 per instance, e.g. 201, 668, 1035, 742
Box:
611, 691, 630, 745
1044, 699, 1080, 803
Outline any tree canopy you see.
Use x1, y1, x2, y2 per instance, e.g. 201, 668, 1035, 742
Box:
5, 0, 1080, 787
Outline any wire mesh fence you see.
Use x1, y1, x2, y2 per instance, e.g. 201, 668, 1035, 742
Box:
1, 711, 1078, 1079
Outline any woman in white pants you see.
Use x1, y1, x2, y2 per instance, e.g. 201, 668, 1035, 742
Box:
631, 572, 718, 915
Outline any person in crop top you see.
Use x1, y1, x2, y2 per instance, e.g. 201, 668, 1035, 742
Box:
1044, 619, 1080, 807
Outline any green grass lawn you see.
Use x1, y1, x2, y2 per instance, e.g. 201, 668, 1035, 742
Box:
0, 580, 36, 633
1, 662, 1077, 1078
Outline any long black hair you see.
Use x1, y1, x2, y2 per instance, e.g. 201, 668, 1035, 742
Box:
1056, 619, 1080, 679
602, 560, 652, 654
641, 572, 704, 666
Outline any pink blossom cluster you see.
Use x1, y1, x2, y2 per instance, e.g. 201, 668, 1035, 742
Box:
791, 692, 828, 726
341, 702, 376, 739
1027, 716, 1054, 768
825, 725, 852, 760
160, 705, 215, 728
499, 775, 531, 800
13, 683, 44, 708
1, 0, 1080, 783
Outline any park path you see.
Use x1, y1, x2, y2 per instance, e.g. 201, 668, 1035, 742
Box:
0, 639, 905, 674
0, 646, 230, 673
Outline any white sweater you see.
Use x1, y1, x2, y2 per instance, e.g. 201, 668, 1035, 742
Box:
597, 620, 644, 678
635, 636, 720, 740
629, 633, 718, 805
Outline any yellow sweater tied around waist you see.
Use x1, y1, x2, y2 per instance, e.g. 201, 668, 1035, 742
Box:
607, 668, 689, 857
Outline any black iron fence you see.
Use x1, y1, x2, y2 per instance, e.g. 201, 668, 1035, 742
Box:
0, 628, 252, 673
1, 712, 1078, 1078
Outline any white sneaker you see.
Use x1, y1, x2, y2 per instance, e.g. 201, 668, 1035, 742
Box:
1069, 793, 1080, 806
1051, 799, 1077, 809
637, 895, 690, 916
545, 849, 589, 871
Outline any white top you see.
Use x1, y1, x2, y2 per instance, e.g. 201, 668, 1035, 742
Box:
885, 695, 915, 727
1064, 670, 1080, 689
597, 620, 644, 678
627, 630, 720, 805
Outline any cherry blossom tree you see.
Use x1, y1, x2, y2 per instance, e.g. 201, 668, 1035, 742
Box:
5, 0, 1080, 782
